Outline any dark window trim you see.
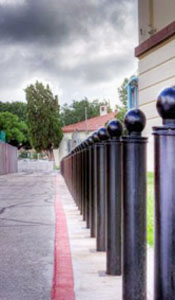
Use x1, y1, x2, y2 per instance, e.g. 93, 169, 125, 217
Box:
135, 21, 175, 58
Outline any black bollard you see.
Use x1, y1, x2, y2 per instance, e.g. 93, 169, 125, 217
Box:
74, 147, 78, 205
87, 136, 94, 233
122, 109, 147, 300
70, 150, 74, 197
78, 145, 82, 211
81, 142, 86, 220
71, 151, 74, 199
106, 119, 123, 275
80, 143, 84, 216
73, 148, 77, 204
76, 146, 80, 209
78, 145, 82, 213
91, 132, 100, 238
153, 87, 175, 300
96, 127, 109, 251
89, 136, 95, 237
84, 139, 90, 228
75, 147, 79, 207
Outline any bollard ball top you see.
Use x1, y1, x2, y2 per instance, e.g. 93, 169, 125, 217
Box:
107, 119, 123, 138
78, 143, 82, 150
81, 141, 86, 149
84, 139, 89, 147
124, 108, 146, 135
97, 127, 109, 141
92, 131, 100, 143
157, 87, 175, 123
81, 142, 85, 149
87, 136, 94, 145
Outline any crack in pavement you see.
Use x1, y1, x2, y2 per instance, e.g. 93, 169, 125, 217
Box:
0, 217, 53, 226
0, 198, 52, 216
0, 200, 36, 216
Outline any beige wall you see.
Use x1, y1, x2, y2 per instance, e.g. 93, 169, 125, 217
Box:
138, 1, 175, 170
138, 0, 175, 43
139, 37, 175, 131
138, 0, 150, 42
138, 36, 175, 170
153, 0, 175, 32
59, 131, 92, 164
53, 149, 60, 167
59, 132, 72, 164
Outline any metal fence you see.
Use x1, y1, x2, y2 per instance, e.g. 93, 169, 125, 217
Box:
60, 87, 175, 300
0, 142, 18, 175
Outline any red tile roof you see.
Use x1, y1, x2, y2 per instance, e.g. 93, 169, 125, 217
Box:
63, 112, 116, 133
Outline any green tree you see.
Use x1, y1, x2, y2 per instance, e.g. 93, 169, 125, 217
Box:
0, 101, 27, 121
0, 101, 31, 148
116, 78, 129, 122
25, 81, 63, 160
118, 78, 129, 108
61, 98, 111, 126
0, 112, 28, 147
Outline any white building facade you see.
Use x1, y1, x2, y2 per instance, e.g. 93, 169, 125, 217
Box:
136, 0, 175, 169
59, 111, 116, 163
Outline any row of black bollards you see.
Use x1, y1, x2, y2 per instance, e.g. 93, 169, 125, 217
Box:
61, 106, 147, 300
60, 87, 175, 300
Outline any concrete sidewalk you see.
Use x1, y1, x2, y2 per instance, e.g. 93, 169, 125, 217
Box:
58, 174, 154, 300
0, 172, 55, 300
0, 171, 154, 300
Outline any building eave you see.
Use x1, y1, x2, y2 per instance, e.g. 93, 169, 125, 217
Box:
135, 21, 175, 58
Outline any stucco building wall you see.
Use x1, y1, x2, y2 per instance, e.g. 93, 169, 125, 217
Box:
0, 142, 18, 175
153, 0, 175, 31
138, 39, 175, 170
139, 37, 175, 134
137, 0, 175, 170
138, 0, 175, 43
59, 131, 91, 163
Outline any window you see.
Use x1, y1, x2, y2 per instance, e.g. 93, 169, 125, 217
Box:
127, 76, 138, 110
67, 139, 72, 153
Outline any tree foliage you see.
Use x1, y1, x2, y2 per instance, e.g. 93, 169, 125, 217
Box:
0, 101, 31, 148
118, 78, 129, 108
116, 78, 129, 122
25, 81, 63, 155
0, 101, 27, 121
0, 112, 28, 148
61, 98, 111, 126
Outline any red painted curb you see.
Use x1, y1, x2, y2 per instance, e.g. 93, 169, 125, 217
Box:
51, 176, 75, 300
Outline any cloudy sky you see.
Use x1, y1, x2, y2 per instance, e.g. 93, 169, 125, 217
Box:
0, 0, 138, 107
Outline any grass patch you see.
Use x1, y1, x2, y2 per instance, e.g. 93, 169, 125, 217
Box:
147, 172, 154, 246
54, 165, 60, 171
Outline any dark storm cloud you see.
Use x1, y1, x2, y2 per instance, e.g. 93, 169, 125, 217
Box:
0, 0, 137, 102
35, 52, 133, 83
0, 0, 129, 46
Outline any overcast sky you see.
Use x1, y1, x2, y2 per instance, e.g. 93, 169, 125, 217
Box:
0, 0, 138, 107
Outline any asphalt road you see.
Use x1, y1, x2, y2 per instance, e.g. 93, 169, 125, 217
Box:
0, 172, 55, 300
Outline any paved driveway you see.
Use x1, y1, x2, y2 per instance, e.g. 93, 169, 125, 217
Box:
0, 172, 55, 300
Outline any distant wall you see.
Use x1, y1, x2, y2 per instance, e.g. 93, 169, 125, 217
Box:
59, 131, 91, 163
53, 149, 59, 167
0, 142, 18, 175
18, 159, 54, 172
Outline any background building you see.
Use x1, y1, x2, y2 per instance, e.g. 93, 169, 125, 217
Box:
59, 110, 116, 162
136, 0, 175, 169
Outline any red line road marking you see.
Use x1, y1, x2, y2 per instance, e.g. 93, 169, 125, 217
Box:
51, 176, 75, 300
